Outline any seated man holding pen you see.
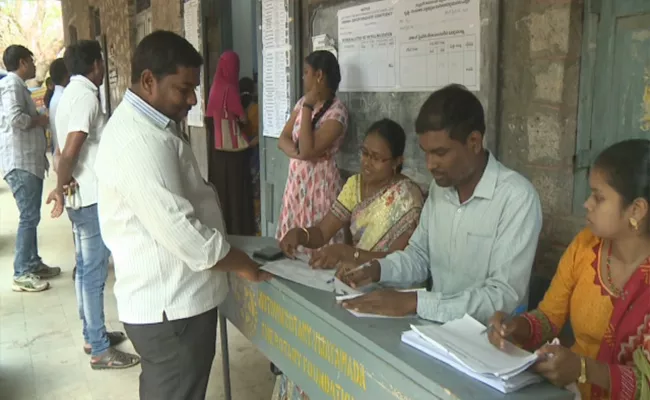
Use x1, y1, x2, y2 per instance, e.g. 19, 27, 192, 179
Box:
337, 84, 542, 324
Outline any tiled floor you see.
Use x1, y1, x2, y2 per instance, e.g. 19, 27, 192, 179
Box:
0, 170, 275, 400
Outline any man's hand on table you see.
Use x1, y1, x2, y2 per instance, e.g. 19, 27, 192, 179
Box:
340, 289, 418, 317
221, 248, 272, 282
235, 260, 272, 282
335, 259, 381, 288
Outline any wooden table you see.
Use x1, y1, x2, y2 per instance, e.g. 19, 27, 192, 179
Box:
218, 236, 572, 400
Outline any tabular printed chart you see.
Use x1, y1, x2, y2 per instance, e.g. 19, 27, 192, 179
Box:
338, 0, 481, 93
338, 0, 397, 92
399, 34, 477, 90
339, 34, 397, 91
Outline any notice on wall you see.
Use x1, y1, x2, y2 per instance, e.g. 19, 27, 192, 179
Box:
261, 0, 291, 138
262, 49, 290, 138
338, 0, 480, 92
184, 0, 204, 127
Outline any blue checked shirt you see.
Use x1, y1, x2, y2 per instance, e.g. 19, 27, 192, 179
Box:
0, 72, 48, 179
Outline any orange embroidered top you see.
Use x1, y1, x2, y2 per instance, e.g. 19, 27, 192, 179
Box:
522, 228, 650, 400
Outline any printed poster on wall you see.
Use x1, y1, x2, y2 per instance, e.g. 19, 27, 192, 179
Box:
261, 0, 291, 138
338, 0, 481, 92
184, 0, 204, 127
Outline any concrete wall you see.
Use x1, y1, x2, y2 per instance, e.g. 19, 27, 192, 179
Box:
498, 0, 584, 276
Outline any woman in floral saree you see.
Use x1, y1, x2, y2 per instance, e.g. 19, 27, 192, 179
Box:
273, 119, 424, 400
489, 139, 650, 400
279, 118, 424, 268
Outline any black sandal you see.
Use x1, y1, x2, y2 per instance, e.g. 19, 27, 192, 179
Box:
90, 348, 140, 370
83, 331, 128, 355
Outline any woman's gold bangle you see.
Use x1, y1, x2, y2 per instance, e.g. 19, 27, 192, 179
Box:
300, 227, 310, 245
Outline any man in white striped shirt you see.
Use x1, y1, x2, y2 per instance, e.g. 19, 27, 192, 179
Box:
94, 31, 269, 400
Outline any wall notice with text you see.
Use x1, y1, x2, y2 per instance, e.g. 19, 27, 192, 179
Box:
338, 0, 480, 93
261, 0, 291, 138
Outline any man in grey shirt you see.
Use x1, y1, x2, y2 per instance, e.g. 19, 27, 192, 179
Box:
0, 45, 61, 292
338, 85, 542, 324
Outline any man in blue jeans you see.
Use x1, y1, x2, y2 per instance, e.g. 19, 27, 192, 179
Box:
46, 40, 139, 370
0, 45, 61, 292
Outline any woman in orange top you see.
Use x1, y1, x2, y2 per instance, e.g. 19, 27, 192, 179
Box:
489, 139, 650, 399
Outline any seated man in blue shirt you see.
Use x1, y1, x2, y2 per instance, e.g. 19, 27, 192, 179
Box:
338, 84, 542, 324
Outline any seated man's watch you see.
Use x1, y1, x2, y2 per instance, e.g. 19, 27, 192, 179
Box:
578, 357, 587, 384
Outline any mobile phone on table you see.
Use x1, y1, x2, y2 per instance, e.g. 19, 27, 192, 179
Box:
253, 246, 284, 261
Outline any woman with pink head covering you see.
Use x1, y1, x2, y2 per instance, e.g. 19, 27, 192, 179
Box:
206, 51, 257, 235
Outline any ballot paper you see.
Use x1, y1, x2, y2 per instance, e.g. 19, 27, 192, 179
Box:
260, 258, 336, 292
401, 331, 542, 393
335, 289, 424, 318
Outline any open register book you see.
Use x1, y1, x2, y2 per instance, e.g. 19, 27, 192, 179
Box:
402, 314, 543, 393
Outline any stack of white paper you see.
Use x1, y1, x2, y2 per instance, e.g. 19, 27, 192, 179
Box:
402, 314, 542, 393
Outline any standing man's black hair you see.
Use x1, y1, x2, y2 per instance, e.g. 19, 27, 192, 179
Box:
415, 84, 486, 142
130, 30, 203, 84
2, 45, 33, 72
49, 58, 69, 86
63, 40, 103, 76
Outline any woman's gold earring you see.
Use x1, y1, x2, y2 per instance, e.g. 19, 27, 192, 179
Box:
629, 218, 639, 231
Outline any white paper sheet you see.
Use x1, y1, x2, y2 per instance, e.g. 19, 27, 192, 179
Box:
260, 258, 335, 292
410, 315, 539, 378
402, 331, 542, 393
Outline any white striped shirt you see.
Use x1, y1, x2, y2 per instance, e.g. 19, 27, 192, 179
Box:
95, 89, 231, 324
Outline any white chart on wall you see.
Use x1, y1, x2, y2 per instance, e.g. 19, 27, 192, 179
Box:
338, 0, 480, 92
261, 0, 292, 138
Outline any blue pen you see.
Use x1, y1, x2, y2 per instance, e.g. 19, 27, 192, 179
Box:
481, 304, 526, 335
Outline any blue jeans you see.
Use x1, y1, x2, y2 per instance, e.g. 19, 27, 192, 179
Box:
4, 169, 43, 278
67, 204, 111, 356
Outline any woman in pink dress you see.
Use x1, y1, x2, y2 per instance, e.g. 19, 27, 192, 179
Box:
276, 50, 348, 248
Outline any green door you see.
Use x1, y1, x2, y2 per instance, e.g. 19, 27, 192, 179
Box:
574, 0, 650, 213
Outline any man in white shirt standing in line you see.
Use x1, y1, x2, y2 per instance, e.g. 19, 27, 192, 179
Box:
339, 85, 543, 324
47, 57, 69, 172
47, 40, 139, 370
0, 44, 60, 292
47, 58, 79, 283
93, 30, 270, 400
